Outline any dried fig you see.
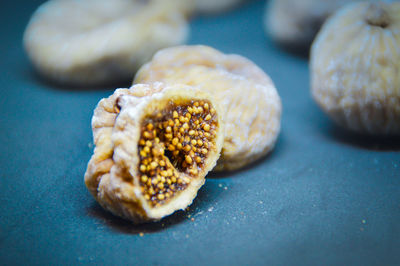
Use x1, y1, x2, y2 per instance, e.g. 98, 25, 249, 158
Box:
23, 0, 188, 86
265, 0, 356, 49
85, 83, 224, 223
134, 45, 282, 171
311, 2, 400, 135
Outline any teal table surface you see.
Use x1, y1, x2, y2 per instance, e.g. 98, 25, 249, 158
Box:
1, 0, 399, 265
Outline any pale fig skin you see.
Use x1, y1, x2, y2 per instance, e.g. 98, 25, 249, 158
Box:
85, 83, 224, 223
23, 0, 188, 86
134, 45, 282, 171
311, 2, 400, 135
265, 0, 357, 49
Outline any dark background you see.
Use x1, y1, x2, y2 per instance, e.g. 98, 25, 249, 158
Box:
1, 0, 399, 265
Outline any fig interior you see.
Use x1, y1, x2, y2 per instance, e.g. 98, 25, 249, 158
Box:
137, 99, 218, 206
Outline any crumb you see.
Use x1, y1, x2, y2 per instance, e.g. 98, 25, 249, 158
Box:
191, 217, 195, 222
224, 186, 227, 190
139, 232, 144, 237
218, 184, 222, 188
362, 219, 366, 224
208, 207, 214, 212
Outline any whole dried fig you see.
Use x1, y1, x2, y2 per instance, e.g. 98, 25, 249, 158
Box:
24, 0, 188, 86
265, 0, 356, 49
311, 2, 400, 135
135, 45, 282, 171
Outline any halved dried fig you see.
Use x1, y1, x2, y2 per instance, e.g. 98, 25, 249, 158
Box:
134, 45, 282, 171
23, 0, 189, 86
85, 83, 224, 222
311, 2, 400, 135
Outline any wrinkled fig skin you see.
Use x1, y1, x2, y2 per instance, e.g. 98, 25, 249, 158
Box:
85, 83, 224, 223
134, 45, 282, 171
311, 2, 400, 135
265, 0, 361, 50
23, 0, 188, 86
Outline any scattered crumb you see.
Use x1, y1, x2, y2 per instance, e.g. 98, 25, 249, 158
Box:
188, 214, 191, 218
259, 200, 263, 204
218, 184, 222, 188
208, 207, 214, 212
224, 186, 228, 190
139, 232, 144, 237
88, 142, 93, 149
191, 217, 195, 222
362, 219, 366, 224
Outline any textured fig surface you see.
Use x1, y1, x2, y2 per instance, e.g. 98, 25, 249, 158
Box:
135, 45, 282, 171
311, 2, 400, 135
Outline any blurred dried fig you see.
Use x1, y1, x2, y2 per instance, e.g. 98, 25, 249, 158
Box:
265, 0, 356, 50
24, 0, 189, 86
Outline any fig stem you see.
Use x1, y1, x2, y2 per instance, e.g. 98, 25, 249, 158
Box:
365, 3, 390, 28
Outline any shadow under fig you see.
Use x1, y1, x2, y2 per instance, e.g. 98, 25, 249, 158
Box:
86, 184, 213, 235
23, 67, 132, 92
275, 41, 310, 59
324, 122, 400, 151
208, 153, 271, 179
